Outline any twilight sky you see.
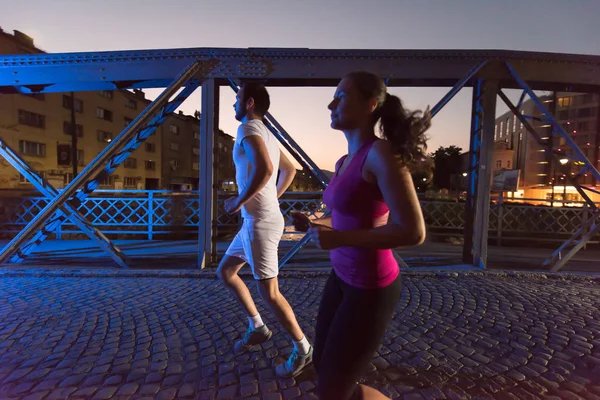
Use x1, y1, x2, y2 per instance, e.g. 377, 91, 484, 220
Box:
3, 0, 600, 170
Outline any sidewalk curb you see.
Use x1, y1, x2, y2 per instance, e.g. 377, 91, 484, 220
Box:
0, 267, 598, 282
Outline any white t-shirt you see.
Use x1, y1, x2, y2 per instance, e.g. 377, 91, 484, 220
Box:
233, 119, 281, 220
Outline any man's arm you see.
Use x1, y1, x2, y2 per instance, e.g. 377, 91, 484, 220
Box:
235, 135, 274, 206
276, 150, 296, 198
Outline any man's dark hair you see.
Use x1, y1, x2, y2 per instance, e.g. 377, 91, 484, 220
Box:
241, 81, 270, 117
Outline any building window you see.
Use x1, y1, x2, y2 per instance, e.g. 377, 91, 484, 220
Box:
18, 110, 45, 129
218, 142, 223, 149
495, 160, 502, 168
507, 160, 511, 169
98, 174, 112, 186
170, 142, 179, 151
125, 98, 137, 110
193, 162, 200, 170
519, 132, 523, 141
124, 117, 133, 128
20, 172, 45, 183
494, 125, 498, 140
63, 121, 84, 137
63, 95, 84, 113
223, 146, 229, 152
124, 158, 137, 169
505, 118, 510, 136
96, 107, 113, 121
499, 121, 503, 137
170, 159, 180, 168
145, 143, 156, 152
193, 147, 200, 155
97, 130, 113, 143
100, 91, 113, 99
512, 114, 517, 132
19, 140, 46, 157
170, 125, 179, 135
77, 149, 84, 166
194, 131, 200, 140
578, 108, 592, 119
558, 97, 572, 107
559, 110, 570, 120
582, 94, 594, 104
577, 121, 590, 132
145, 160, 156, 170
124, 177, 137, 187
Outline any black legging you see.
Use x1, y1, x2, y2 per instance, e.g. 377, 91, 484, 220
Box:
313, 269, 402, 400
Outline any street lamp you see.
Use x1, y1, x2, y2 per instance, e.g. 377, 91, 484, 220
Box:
558, 158, 569, 206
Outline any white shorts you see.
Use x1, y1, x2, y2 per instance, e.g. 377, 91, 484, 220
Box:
225, 214, 285, 280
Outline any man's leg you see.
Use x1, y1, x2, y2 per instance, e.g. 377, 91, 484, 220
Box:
217, 232, 272, 353
216, 254, 257, 317
257, 277, 304, 341
257, 277, 313, 378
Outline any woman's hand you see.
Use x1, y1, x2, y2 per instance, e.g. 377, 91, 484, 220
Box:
291, 212, 312, 232
307, 226, 344, 250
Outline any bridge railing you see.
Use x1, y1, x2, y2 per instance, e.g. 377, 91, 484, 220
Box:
0, 190, 597, 243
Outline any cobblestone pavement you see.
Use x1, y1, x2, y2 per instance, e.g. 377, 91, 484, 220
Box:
0, 271, 599, 399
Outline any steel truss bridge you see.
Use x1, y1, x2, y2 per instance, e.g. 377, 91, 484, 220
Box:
1, 47, 599, 271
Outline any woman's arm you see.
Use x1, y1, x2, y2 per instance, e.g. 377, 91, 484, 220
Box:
335, 140, 425, 249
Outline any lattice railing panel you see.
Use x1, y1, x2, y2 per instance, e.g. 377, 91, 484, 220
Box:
499, 205, 584, 234
420, 201, 465, 229
0, 191, 597, 241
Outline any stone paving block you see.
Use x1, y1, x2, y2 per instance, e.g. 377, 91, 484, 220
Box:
71, 387, 99, 398
45, 387, 77, 400
92, 387, 119, 400
22, 391, 51, 400
241, 382, 259, 397
1, 273, 598, 399
283, 387, 301, 400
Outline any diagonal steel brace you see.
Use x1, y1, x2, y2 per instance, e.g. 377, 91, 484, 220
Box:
9, 82, 200, 264
0, 61, 203, 265
0, 139, 129, 267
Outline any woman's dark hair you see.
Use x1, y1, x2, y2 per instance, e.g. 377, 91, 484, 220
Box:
345, 71, 431, 167
241, 81, 271, 118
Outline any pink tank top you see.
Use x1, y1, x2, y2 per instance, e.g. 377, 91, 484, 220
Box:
322, 139, 399, 289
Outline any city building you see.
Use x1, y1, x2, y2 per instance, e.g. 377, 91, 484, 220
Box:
0, 28, 163, 190
0, 27, 239, 192
492, 92, 600, 203
216, 130, 236, 192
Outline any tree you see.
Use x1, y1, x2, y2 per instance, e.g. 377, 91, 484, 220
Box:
430, 145, 463, 189
410, 156, 434, 193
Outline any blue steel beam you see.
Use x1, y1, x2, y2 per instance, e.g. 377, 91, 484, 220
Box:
198, 79, 218, 269
468, 80, 497, 269
463, 79, 484, 264
430, 61, 487, 118
1, 48, 600, 94
0, 61, 202, 266
0, 140, 129, 268
10, 82, 200, 263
